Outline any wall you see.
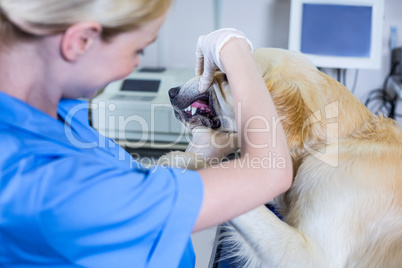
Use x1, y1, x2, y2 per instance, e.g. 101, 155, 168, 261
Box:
140, 0, 402, 124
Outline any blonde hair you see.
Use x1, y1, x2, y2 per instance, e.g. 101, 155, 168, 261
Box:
0, 0, 172, 43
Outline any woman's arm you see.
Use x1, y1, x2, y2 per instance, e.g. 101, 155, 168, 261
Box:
194, 36, 293, 232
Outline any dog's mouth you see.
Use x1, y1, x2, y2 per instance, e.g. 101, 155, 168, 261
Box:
178, 92, 221, 129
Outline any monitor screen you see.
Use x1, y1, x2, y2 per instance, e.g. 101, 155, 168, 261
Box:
288, 0, 384, 69
121, 79, 160, 93
301, 4, 372, 58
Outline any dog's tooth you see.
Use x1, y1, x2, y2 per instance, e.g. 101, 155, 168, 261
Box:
191, 107, 197, 115
184, 106, 190, 112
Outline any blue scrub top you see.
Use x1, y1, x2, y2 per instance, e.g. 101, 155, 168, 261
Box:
0, 92, 204, 268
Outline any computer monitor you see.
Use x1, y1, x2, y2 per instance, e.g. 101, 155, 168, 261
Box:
288, 0, 384, 69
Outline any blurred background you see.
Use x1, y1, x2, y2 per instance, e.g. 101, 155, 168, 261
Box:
90, 1, 402, 267
138, 0, 402, 124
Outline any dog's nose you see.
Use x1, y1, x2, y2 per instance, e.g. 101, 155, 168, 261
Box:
169, 87, 180, 100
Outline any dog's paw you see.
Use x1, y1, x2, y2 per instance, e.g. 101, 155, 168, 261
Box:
157, 151, 208, 170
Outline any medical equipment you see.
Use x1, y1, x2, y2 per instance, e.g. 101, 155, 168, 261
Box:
364, 47, 402, 119
91, 68, 195, 148
390, 47, 402, 99
288, 0, 384, 69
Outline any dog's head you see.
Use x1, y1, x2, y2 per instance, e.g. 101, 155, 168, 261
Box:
169, 72, 236, 132
169, 48, 374, 169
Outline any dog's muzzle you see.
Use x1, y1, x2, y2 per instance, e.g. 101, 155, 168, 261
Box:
168, 86, 221, 129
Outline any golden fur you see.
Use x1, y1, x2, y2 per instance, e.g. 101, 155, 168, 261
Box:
168, 48, 402, 267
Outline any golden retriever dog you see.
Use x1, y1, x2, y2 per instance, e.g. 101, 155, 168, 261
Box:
166, 48, 402, 267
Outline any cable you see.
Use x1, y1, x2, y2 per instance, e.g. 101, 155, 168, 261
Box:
336, 68, 341, 82
318, 67, 328, 75
394, 91, 402, 118
350, 69, 359, 94
364, 59, 401, 119
342, 69, 347, 86
364, 76, 398, 118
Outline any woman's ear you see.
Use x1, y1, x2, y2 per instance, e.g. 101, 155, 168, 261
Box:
60, 21, 102, 62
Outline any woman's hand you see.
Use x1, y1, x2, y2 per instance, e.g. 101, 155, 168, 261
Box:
195, 28, 253, 93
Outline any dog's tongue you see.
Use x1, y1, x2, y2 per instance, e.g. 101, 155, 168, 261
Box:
191, 100, 209, 109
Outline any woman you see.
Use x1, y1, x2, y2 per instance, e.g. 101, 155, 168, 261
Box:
0, 0, 292, 267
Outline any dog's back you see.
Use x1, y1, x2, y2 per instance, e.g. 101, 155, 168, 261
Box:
341, 118, 401, 267
286, 120, 402, 267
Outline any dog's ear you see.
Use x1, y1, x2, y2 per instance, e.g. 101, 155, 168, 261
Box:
255, 49, 338, 171
254, 48, 376, 167
264, 76, 310, 168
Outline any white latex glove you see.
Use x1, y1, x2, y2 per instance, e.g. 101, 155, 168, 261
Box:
186, 126, 239, 164
195, 28, 253, 93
